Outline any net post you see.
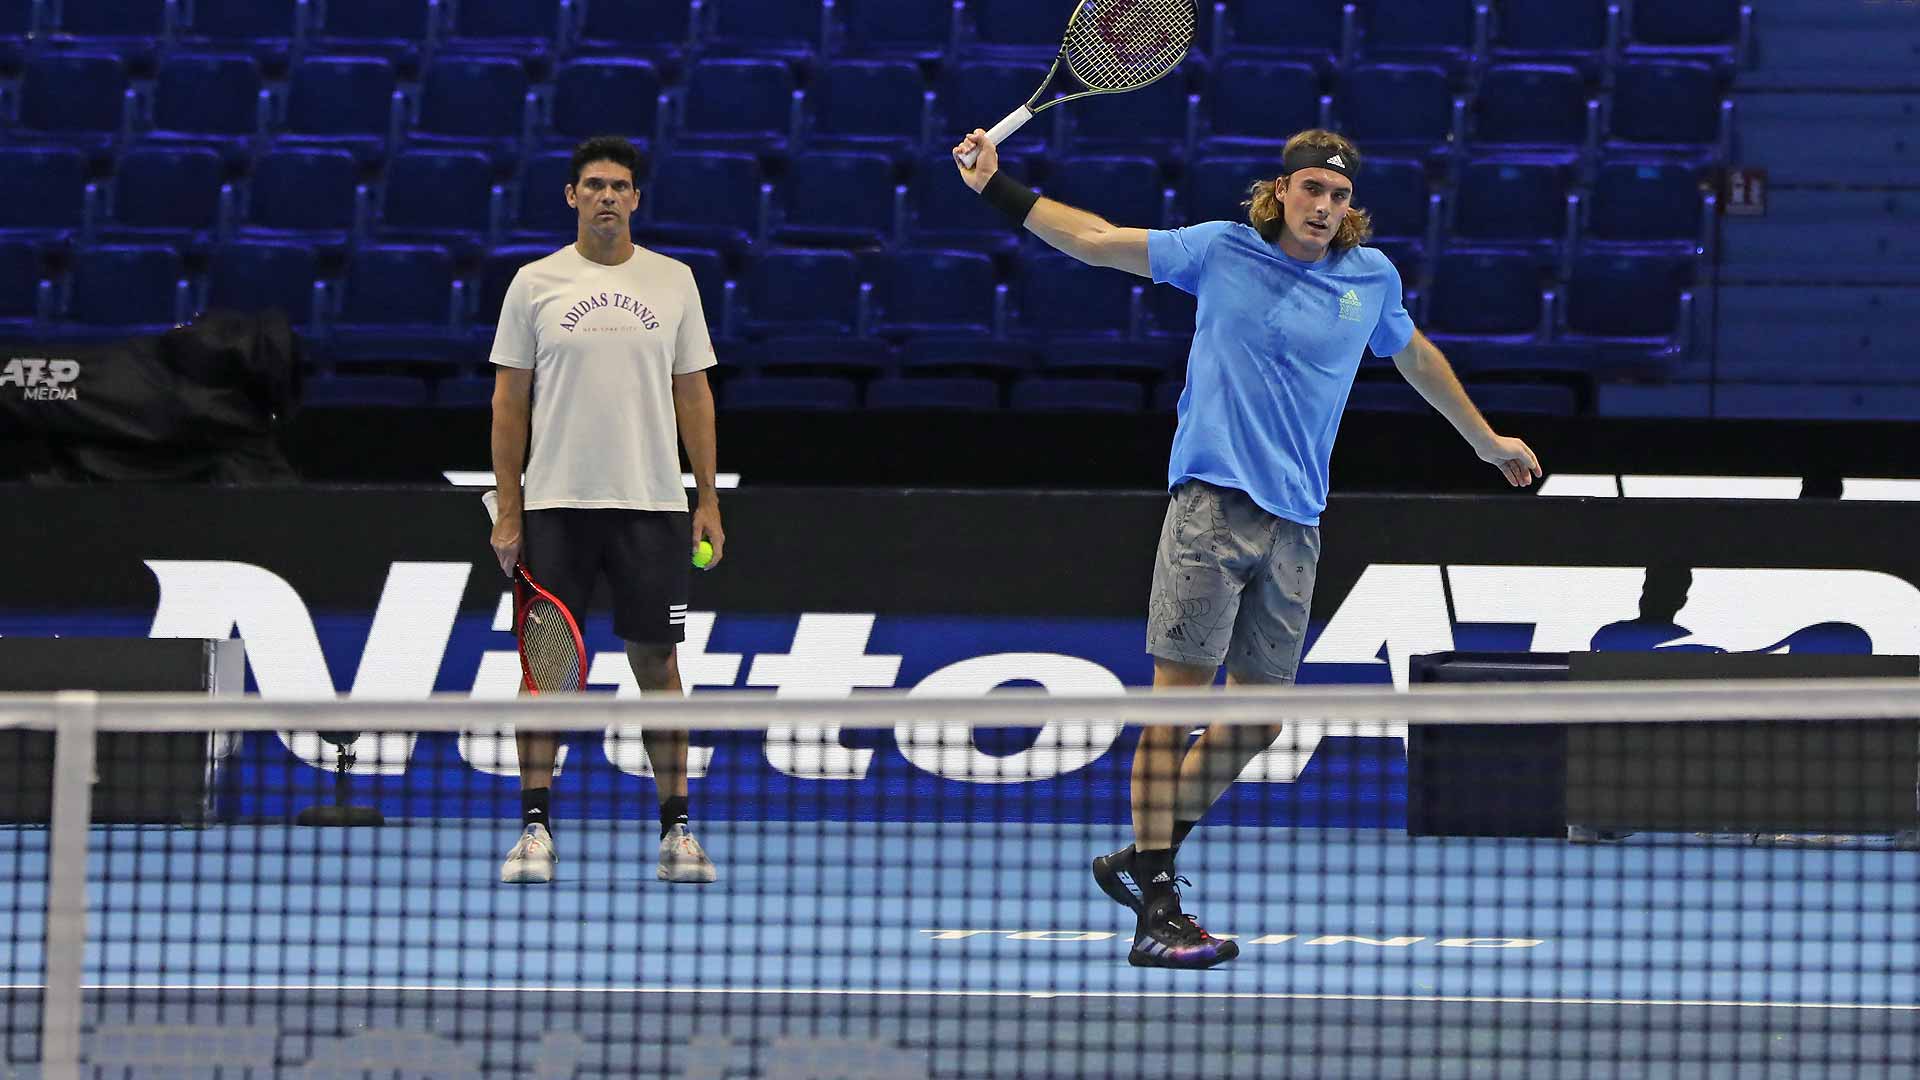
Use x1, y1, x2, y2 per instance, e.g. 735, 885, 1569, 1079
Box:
41, 689, 98, 1080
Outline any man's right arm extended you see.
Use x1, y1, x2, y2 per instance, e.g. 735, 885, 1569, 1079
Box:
953, 128, 1151, 278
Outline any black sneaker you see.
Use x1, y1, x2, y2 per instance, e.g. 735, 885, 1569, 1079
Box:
1128, 893, 1240, 969
1091, 844, 1144, 913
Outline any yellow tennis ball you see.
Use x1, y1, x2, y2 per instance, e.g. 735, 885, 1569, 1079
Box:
692, 540, 714, 569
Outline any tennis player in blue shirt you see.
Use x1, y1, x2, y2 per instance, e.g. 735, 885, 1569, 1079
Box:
955, 127, 1542, 969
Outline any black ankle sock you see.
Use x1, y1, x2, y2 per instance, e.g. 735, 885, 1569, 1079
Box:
659, 794, 689, 838
522, 787, 551, 834
1171, 818, 1198, 853
1133, 847, 1177, 906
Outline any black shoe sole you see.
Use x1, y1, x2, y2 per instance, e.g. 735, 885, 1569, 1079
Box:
1127, 941, 1241, 969
1091, 852, 1143, 913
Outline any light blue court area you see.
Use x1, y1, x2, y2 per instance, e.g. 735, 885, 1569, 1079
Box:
2, 822, 1917, 1078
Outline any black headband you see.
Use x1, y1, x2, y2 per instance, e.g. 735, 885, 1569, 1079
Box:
1281, 144, 1357, 180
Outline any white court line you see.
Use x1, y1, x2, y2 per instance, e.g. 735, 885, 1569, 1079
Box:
2, 984, 1915, 1012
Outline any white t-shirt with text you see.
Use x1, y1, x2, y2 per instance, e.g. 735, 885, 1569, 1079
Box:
490, 244, 716, 511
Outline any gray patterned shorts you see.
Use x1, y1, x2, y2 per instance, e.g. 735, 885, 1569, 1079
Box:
1146, 480, 1321, 683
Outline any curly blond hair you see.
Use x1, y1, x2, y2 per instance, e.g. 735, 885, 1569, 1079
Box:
1244, 130, 1373, 252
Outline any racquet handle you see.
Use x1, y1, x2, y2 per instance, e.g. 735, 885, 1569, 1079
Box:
960, 106, 1035, 167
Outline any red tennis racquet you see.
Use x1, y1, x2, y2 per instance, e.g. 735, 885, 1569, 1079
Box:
484, 489, 586, 695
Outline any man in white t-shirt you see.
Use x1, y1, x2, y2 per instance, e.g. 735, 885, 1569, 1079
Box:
486, 136, 724, 886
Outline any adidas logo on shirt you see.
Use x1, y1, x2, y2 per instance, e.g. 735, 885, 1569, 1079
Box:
1338, 289, 1364, 322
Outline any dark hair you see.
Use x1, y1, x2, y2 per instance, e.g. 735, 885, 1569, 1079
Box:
1245, 129, 1372, 251
569, 136, 644, 187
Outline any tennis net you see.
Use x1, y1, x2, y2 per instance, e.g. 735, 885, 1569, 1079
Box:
3, 680, 1918, 1079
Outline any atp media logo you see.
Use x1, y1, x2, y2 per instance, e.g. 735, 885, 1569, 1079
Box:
1, 356, 81, 401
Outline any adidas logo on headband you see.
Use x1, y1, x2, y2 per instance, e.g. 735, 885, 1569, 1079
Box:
1327, 154, 1346, 168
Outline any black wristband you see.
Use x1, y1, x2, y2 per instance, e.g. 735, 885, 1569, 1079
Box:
981, 171, 1041, 227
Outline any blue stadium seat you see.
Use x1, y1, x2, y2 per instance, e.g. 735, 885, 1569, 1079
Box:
471, 244, 551, 329
838, 0, 955, 59
1359, 158, 1434, 247
968, 0, 1062, 52
308, 0, 430, 70
742, 249, 861, 337
380, 149, 500, 247
52, 0, 169, 65
723, 375, 858, 411
810, 60, 928, 158
1585, 160, 1708, 251
743, 336, 891, 377
147, 53, 267, 159
1562, 252, 1691, 344
432, 374, 495, 407
1449, 157, 1573, 263
1608, 61, 1725, 150
1466, 381, 1581, 416
1224, 0, 1353, 69
1494, 0, 1616, 77
773, 151, 897, 248
1184, 156, 1263, 226
20, 52, 132, 147
865, 376, 999, 411
1042, 156, 1165, 233
895, 338, 1036, 378
940, 61, 1055, 158
0, 146, 89, 239
1338, 63, 1457, 160
443, 0, 563, 64
203, 241, 322, 327
303, 373, 432, 407
680, 59, 798, 155
1010, 377, 1145, 412
1346, 379, 1427, 413
511, 151, 579, 239
549, 59, 664, 148
872, 249, 998, 338
412, 56, 533, 156
331, 244, 466, 363
1016, 254, 1136, 341
638, 152, 767, 252
175, 0, 300, 64
1629, 0, 1748, 66
1042, 340, 1181, 380
1147, 284, 1195, 340
1360, 0, 1484, 75
0, 241, 50, 329
279, 55, 400, 164
1424, 248, 1544, 341
65, 244, 189, 329
1066, 63, 1197, 161
1204, 60, 1322, 156
1472, 65, 1592, 154
571, 0, 694, 57
105, 146, 229, 242
243, 148, 366, 245
709, 0, 824, 57
653, 246, 730, 331
908, 150, 1029, 255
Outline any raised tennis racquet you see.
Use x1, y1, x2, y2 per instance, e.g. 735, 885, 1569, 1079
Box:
959, 0, 1197, 167
483, 489, 587, 695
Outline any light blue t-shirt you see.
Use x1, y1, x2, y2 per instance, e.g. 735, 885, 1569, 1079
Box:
1149, 221, 1416, 526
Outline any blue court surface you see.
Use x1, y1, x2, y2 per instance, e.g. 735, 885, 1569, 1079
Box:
4, 821, 1917, 1078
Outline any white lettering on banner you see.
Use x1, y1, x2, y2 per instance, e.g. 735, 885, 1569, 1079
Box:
1447, 566, 1645, 651
1305, 935, 1425, 947
145, 560, 469, 774
1303, 563, 1453, 689
750, 614, 902, 780
898, 654, 1125, 782
1436, 938, 1545, 948
1667, 569, 1920, 654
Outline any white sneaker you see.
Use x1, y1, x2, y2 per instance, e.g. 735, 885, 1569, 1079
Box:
501, 823, 557, 884
657, 822, 717, 883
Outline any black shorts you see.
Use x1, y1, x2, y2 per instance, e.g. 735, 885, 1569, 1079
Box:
521, 509, 690, 645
